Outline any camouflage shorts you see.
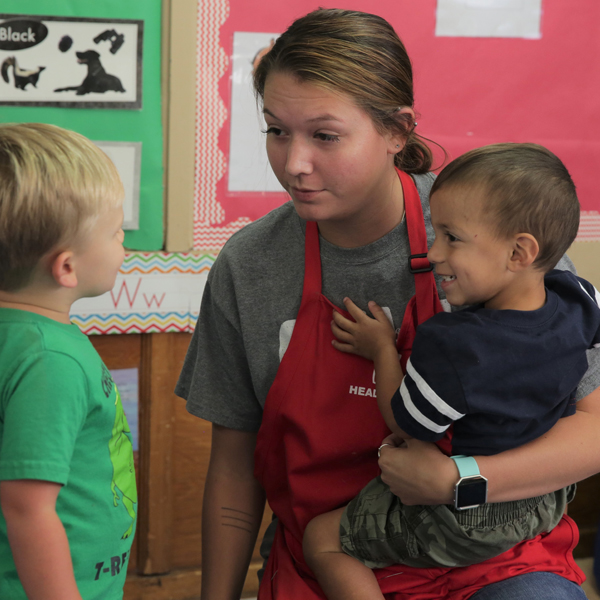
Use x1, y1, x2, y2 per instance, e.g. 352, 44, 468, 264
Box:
340, 476, 575, 569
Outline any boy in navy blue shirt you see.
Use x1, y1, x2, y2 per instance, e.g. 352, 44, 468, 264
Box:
303, 143, 600, 600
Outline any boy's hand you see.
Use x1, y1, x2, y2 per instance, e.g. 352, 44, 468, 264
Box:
331, 298, 396, 361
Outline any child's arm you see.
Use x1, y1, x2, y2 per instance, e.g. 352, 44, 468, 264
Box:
0, 480, 83, 600
332, 297, 411, 440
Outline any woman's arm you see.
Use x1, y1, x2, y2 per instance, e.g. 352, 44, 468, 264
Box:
0, 480, 83, 600
201, 424, 266, 600
379, 386, 600, 505
479, 388, 600, 502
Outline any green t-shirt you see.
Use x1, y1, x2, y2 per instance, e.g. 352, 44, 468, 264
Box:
0, 308, 137, 600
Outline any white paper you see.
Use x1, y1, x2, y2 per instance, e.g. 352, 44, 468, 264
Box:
436, 0, 543, 39
93, 141, 141, 230
71, 271, 207, 317
228, 31, 284, 193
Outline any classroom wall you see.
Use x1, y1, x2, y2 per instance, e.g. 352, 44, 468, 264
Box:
164, 1, 600, 288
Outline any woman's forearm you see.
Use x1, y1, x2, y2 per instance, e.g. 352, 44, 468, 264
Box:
478, 387, 600, 502
379, 387, 600, 505
201, 425, 266, 600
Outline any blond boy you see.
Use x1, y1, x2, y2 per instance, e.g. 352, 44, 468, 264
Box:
0, 123, 136, 600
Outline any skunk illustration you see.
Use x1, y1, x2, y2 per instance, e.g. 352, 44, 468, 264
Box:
1, 56, 46, 90
54, 50, 125, 95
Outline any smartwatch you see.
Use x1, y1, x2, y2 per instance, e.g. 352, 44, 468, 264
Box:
450, 455, 488, 511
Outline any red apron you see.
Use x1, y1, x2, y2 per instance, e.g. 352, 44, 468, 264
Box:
254, 170, 584, 599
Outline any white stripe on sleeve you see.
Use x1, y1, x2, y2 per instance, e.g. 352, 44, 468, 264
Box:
400, 380, 450, 434
578, 281, 600, 308
406, 358, 465, 421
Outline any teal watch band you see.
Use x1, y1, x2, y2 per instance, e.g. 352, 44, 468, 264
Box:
450, 455, 488, 510
450, 455, 481, 478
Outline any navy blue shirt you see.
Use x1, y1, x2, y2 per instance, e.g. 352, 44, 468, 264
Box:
391, 270, 600, 455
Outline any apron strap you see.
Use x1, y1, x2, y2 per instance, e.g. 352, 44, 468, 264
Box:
302, 171, 437, 308
396, 170, 450, 453
397, 169, 443, 326
302, 221, 322, 299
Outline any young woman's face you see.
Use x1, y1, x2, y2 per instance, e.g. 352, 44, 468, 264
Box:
263, 72, 402, 235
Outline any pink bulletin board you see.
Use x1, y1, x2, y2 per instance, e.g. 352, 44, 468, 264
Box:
193, 0, 600, 249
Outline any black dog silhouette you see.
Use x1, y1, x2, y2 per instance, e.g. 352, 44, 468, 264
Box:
54, 50, 125, 95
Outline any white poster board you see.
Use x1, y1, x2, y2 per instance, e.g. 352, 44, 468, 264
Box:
436, 0, 543, 38
227, 31, 284, 193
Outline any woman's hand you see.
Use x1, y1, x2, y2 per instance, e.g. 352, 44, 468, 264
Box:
378, 386, 600, 507
331, 298, 396, 361
378, 435, 456, 505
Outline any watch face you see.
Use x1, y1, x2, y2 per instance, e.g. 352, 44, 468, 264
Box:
456, 477, 487, 509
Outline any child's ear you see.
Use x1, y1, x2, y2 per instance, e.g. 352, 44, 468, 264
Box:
508, 234, 539, 271
50, 251, 78, 288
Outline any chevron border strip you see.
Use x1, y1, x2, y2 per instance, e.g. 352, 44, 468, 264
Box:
193, 0, 239, 250
119, 251, 217, 274
576, 212, 600, 242
71, 311, 199, 335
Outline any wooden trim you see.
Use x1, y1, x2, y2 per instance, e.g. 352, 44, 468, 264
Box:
125, 560, 263, 600
164, 0, 196, 252
89, 334, 141, 370
161, 0, 171, 243
137, 333, 176, 574
569, 241, 600, 289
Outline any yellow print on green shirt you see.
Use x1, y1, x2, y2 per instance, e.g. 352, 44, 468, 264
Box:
109, 386, 138, 539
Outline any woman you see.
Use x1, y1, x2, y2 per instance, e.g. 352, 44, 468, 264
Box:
176, 8, 600, 599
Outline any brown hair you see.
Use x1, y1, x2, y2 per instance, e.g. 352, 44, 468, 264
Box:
431, 143, 580, 272
253, 8, 433, 174
0, 123, 123, 291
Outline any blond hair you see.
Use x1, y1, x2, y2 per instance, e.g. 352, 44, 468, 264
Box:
431, 143, 580, 272
0, 123, 124, 291
253, 8, 433, 174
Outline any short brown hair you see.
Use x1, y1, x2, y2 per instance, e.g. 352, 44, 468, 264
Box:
431, 143, 579, 272
0, 123, 123, 291
253, 8, 433, 174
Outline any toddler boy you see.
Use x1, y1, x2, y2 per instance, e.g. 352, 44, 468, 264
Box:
303, 143, 600, 600
0, 123, 136, 600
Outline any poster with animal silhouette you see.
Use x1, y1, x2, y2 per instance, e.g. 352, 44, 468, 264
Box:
0, 14, 142, 108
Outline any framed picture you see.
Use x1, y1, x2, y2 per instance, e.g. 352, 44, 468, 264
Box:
0, 14, 142, 109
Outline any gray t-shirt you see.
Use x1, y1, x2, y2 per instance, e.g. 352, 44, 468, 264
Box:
175, 172, 600, 430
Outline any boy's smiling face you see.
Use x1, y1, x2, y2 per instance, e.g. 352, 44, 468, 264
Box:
72, 205, 125, 299
427, 185, 517, 310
